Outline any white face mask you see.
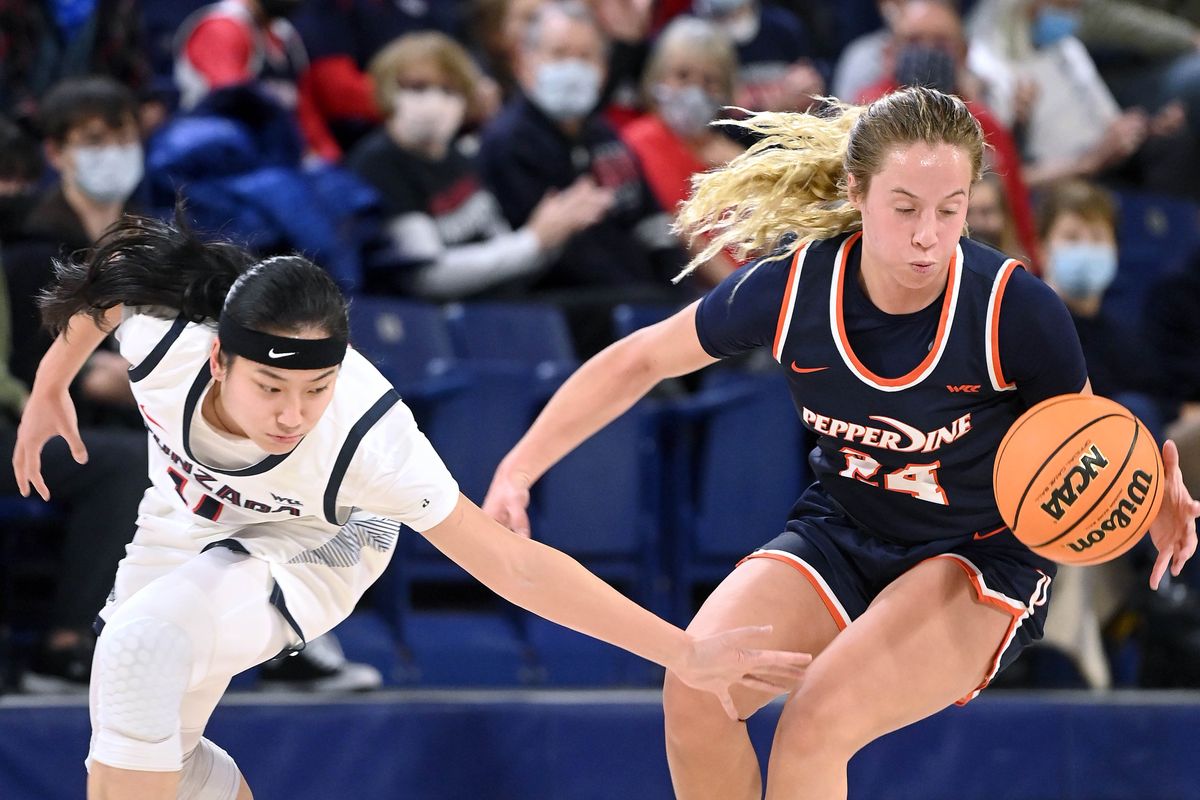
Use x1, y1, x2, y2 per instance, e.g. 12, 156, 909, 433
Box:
530, 59, 602, 122
653, 83, 722, 138
72, 143, 143, 204
389, 88, 466, 152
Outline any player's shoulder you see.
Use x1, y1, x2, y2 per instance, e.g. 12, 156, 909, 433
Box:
958, 236, 1024, 283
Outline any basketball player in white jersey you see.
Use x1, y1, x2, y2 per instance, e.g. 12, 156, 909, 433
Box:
12, 213, 812, 800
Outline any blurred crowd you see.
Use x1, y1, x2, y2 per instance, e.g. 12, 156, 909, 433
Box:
3, 0, 1200, 695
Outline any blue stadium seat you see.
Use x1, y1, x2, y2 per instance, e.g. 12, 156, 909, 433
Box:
444, 301, 576, 376
1106, 191, 1200, 326
668, 369, 811, 622
526, 400, 665, 684
348, 297, 532, 683
611, 302, 682, 340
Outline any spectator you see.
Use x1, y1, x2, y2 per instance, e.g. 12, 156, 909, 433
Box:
858, 0, 1041, 265
290, 0, 479, 156
966, 172, 1028, 262
693, 0, 826, 113
174, 0, 341, 160
832, 0, 901, 103
0, 89, 147, 693
1036, 179, 1200, 687
478, 0, 689, 353
1078, 0, 1200, 134
347, 31, 611, 299
0, 0, 150, 125
1037, 180, 1161, 415
620, 15, 743, 285
4, 78, 143, 413
967, 0, 1200, 200
472, 0, 550, 99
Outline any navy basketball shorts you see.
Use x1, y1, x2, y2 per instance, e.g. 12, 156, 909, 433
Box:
741, 483, 1056, 704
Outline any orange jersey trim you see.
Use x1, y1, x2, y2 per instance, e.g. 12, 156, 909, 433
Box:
739, 552, 849, 631
833, 232, 960, 388
772, 243, 810, 361
987, 260, 1022, 391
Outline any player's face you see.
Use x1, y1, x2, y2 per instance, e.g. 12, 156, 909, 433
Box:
211, 347, 340, 455
850, 141, 971, 305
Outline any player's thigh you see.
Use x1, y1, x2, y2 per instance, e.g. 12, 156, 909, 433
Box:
774, 557, 1015, 750
673, 557, 843, 719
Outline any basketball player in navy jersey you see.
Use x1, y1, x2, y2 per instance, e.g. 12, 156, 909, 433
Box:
484, 87, 1200, 799
12, 215, 810, 800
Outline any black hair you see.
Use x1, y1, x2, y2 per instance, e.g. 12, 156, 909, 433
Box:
39, 210, 349, 345
0, 116, 43, 183
38, 76, 138, 144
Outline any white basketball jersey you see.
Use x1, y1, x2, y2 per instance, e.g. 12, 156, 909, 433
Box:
110, 310, 459, 641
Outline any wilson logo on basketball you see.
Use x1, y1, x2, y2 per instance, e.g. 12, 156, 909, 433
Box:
1067, 469, 1155, 553
1040, 445, 1109, 521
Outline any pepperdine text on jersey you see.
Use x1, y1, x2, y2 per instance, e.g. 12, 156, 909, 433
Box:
801, 407, 972, 454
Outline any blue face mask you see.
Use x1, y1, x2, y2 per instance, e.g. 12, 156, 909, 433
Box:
530, 59, 602, 122
1049, 242, 1118, 299
1031, 7, 1081, 48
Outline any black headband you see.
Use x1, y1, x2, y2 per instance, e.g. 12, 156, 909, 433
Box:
217, 317, 347, 370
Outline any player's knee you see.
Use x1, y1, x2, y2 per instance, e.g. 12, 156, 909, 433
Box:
178, 738, 243, 800
91, 616, 195, 770
774, 685, 861, 758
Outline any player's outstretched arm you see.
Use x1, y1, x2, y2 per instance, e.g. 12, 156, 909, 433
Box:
483, 302, 717, 537
13, 306, 123, 499
424, 495, 811, 718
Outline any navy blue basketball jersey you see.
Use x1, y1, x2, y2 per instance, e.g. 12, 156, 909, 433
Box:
696, 231, 1088, 544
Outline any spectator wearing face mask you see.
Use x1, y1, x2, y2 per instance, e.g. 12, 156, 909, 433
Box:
0, 78, 151, 693
346, 31, 612, 300
692, 0, 826, 113
478, 0, 690, 352
1038, 180, 1161, 420
858, 0, 1041, 266
619, 15, 743, 285
968, 0, 1200, 201
3, 77, 143, 412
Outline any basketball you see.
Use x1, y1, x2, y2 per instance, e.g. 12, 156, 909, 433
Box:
993, 394, 1164, 565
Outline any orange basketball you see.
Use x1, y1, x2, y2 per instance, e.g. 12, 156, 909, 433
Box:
993, 394, 1164, 565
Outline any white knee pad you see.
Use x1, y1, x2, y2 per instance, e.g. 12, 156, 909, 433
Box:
91, 616, 194, 771
178, 738, 242, 800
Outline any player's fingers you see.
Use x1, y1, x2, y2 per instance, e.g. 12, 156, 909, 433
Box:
64, 426, 88, 465
1151, 547, 1173, 590
737, 675, 795, 695
741, 649, 813, 670
30, 468, 51, 502
1163, 439, 1180, 474
1173, 538, 1195, 575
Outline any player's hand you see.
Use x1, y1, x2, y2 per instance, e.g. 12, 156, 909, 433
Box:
12, 386, 88, 500
1148, 439, 1200, 590
672, 625, 812, 721
482, 467, 534, 539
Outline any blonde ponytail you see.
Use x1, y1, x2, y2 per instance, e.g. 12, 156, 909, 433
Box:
673, 88, 985, 280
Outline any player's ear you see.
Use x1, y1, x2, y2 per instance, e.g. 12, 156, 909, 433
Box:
846, 173, 865, 212
210, 339, 227, 380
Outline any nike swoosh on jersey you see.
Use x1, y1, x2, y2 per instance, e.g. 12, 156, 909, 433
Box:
790, 362, 829, 374
268, 348, 297, 358
972, 525, 1007, 541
